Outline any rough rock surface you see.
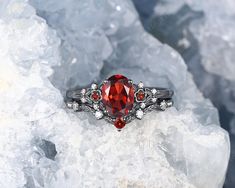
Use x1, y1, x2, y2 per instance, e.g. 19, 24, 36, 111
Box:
132, 0, 235, 187
0, 0, 230, 188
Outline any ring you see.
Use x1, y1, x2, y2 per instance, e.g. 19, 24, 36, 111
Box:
65, 74, 174, 131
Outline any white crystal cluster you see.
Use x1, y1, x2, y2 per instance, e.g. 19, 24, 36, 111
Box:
133, 0, 235, 186
155, 0, 235, 79
152, 0, 235, 135
187, 1, 235, 139
0, 0, 230, 188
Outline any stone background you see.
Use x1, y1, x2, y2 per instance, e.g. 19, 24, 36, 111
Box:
0, 0, 232, 188
132, 0, 235, 187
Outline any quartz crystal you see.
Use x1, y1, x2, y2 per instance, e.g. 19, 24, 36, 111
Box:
0, 0, 230, 188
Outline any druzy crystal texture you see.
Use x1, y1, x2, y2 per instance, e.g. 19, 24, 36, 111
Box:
0, 0, 230, 188
132, 0, 235, 187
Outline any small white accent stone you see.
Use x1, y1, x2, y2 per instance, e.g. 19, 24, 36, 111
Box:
91, 83, 98, 90
72, 101, 79, 111
93, 104, 99, 110
167, 101, 173, 107
81, 97, 87, 103
81, 89, 86, 95
160, 100, 167, 110
152, 98, 157, 103
140, 103, 146, 109
95, 110, 103, 119
67, 101, 73, 108
136, 109, 144, 119
151, 89, 157, 94
138, 81, 144, 88
128, 79, 133, 84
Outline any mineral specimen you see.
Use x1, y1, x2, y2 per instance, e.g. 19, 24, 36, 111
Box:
0, 0, 230, 188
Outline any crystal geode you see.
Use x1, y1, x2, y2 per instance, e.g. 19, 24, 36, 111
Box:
132, 0, 235, 186
0, 0, 230, 188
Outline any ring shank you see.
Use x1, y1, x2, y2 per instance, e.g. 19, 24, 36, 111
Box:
148, 87, 174, 99
66, 89, 83, 100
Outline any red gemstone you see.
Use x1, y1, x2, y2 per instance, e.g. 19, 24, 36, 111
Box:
91, 91, 101, 101
101, 74, 134, 118
114, 118, 126, 130
136, 90, 145, 101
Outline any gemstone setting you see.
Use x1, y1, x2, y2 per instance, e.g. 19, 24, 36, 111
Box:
114, 118, 126, 130
101, 74, 134, 117
91, 90, 101, 102
101, 74, 134, 129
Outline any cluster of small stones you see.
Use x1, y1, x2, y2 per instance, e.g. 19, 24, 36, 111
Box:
67, 75, 171, 130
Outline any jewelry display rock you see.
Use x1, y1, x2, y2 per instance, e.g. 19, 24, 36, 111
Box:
0, 0, 230, 188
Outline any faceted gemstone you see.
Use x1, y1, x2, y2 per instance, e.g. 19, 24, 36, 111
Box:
136, 109, 144, 119
91, 91, 101, 101
136, 90, 145, 101
101, 74, 134, 118
114, 118, 126, 130
95, 110, 103, 119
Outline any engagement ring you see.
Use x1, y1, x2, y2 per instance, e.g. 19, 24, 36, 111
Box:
66, 74, 174, 131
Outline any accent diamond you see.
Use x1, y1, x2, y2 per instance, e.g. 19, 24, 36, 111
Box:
72, 101, 79, 111
95, 110, 103, 119
152, 98, 157, 103
160, 100, 167, 110
91, 83, 98, 90
136, 109, 144, 119
67, 101, 73, 109
138, 81, 144, 88
151, 89, 157, 94
140, 102, 146, 109
81, 97, 87, 103
93, 104, 99, 110
81, 89, 86, 95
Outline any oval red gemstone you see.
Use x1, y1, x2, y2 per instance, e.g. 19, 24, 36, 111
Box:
101, 74, 134, 117
114, 118, 126, 130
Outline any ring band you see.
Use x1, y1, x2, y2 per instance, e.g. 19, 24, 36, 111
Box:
65, 74, 174, 130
